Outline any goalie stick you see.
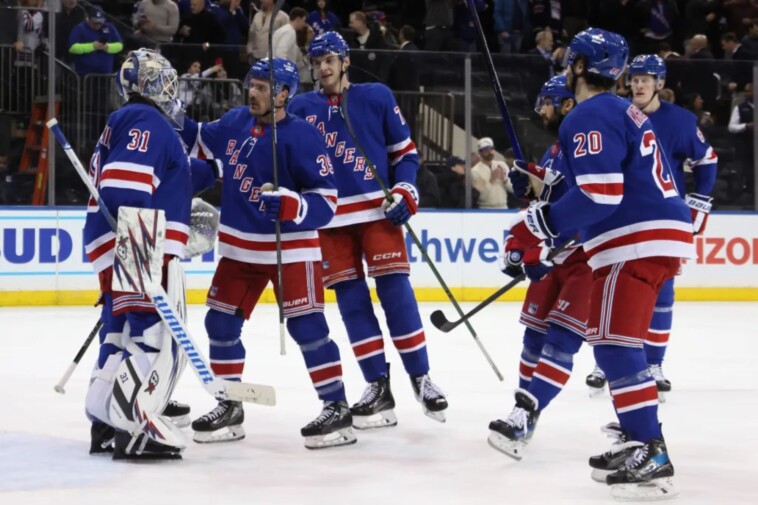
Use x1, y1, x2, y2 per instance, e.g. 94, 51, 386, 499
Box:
54, 318, 103, 394
430, 240, 576, 332
339, 86, 504, 381
47, 118, 275, 406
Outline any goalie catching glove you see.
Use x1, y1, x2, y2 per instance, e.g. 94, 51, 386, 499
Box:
685, 193, 713, 235
382, 182, 419, 226
185, 198, 220, 257
259, 183, 308, 224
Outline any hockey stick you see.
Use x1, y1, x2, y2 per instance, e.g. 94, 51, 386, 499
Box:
268, 0, 287, 356
47, 118, 275, 406
339, 89, 504, 381
466, 0, 524, 160
54, 318, 103, 394
430, 240, 576, 332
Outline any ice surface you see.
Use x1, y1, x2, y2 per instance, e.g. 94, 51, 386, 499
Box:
1, 302, 756, 505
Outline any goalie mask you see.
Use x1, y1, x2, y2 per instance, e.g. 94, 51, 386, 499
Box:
117, 48, 184, 129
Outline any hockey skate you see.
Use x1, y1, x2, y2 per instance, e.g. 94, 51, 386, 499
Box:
89, 421, 115, 454
648, 364, 671, 403
586, 364, 607, 397
350, 365, 397, 430
112, 430, 183, 460
191, 400, 245, 443
607, 438, 678, 501
163, 400, 191, 428
487, 389, 539, 460
589, 422, 644, 483
301, 401, 357, 450
410, 373, 448, 423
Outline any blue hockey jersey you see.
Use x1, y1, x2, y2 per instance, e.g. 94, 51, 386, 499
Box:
187, 107, 337, 264
84, 102, 192, 274
550, 93, 696, 270
287, 83, 419, 228
645, 100, 717, 196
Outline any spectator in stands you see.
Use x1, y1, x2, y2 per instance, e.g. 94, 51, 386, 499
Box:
179, 60, 221, 114
424, 0, 458, 51
682, 34, 719, 109
15, 0, 46, 58
687, 33, 715, 58
272, 7, 308, 62
684, 92, 715, 128
307, 0, 340, 37
176, 0, 224, 46
56, 0, 86, 65
294, 24, 315, 88
348, 10, 386, 50
527, 0, 562, 51
68, 7, 123, 77
417, 154, 441, 208
438, 155, 478, 208
133, 0, 179, 44
209, 0, 248, 77
658, 41, 682, 59
740, 18, 758, 55
471, 137, 511, 209
723, 1, 758, 38
388, 25, 420, 92
728, 82, 755, 201
721, 32, 754, 92
659, 87, 675, 102
638, 0, 679, 54
371, 11, 400, 49
347, 10, 388, 83
453, 0, 485, 53
247, 0, 288, 64
527, 29, 563, 76
494, 0, 530, 54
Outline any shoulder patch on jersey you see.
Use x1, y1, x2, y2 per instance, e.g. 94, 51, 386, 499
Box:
626, 104, 647, 128
696, 127, 705, 143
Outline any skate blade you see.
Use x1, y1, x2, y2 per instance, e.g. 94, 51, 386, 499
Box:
487, 431, 525, 461
588, 385, 606, 398
423, 408, 446, 423
192, 425, 246, 444
591, 468, 614, 483
304, 427, 357, 450
168, 414, 191, 429
352, 410, 398, 430
657, 391, 667, 404
610, 477, 678, 501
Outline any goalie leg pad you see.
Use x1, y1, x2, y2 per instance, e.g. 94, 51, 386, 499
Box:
86, 351, 123, 425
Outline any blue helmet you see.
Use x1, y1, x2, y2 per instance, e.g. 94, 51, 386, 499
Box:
247, 57, 299, 99
535, 75, 575, 113
308, 31, 350, 60
628, 54, 666, 81
566, 28, 629, 80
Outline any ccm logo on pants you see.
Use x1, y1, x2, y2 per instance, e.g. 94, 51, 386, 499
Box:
372, 252, 403, 261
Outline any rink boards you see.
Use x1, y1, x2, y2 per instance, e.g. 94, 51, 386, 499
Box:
0, 207, 757, 305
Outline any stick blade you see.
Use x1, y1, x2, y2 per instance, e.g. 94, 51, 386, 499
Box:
430, 310, 456, 332
224, 381, 276, 406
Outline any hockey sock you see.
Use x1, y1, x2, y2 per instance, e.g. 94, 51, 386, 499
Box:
375, 274, 429, 377
528, 325, 583, 411
645, 279, 674, 366
205, 309, 245, 381
289, 313, 346, 402
334, 278, 388, 382
518, 328, 546, 389
595, 345, 661, 443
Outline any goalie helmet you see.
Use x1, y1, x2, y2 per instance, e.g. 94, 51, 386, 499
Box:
565, 28, 628, 80
246, 57, 300, 101
116, 48, 184, 128
534, 75, 575, 114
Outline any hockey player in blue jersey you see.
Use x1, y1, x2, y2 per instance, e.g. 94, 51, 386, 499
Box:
585, 54, 718, 399
508, 29, 696, 499
83, 49, 218, 459
287, 32, 448, 429
488, 75, 595, 460
185, 58, 356, 449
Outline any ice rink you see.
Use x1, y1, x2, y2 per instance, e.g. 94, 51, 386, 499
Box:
1, 301, 756, 505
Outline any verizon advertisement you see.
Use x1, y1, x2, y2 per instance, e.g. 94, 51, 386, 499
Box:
0, 209, 757, 295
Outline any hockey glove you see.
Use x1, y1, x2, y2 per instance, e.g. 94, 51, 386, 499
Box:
508, 201, 558, 248
685, 193, 713, 235
512, 160, 564, 201
507, 167, 535, 201
259, 185, 307, 224
382, 182, 419, 226
497, 235, 525, 278
523, 245, 554, 282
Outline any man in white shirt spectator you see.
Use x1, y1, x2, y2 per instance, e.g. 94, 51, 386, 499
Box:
471, 137, 512, 209
272, 7, 308, 62
246, 0, 288, 63
134, 0, 179, 44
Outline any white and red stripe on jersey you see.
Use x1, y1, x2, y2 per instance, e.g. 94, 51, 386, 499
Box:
575, 173, 624, 205
217, 224, 322, 265
325, 190, 385, 228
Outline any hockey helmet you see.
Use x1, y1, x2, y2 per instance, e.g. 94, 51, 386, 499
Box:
117, 48, 183, 128
565, 28, 629, 81
535, 75, 575, 113
246, 57, 300, 100
308, 31, 350, 61
627, 54, 667, 82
